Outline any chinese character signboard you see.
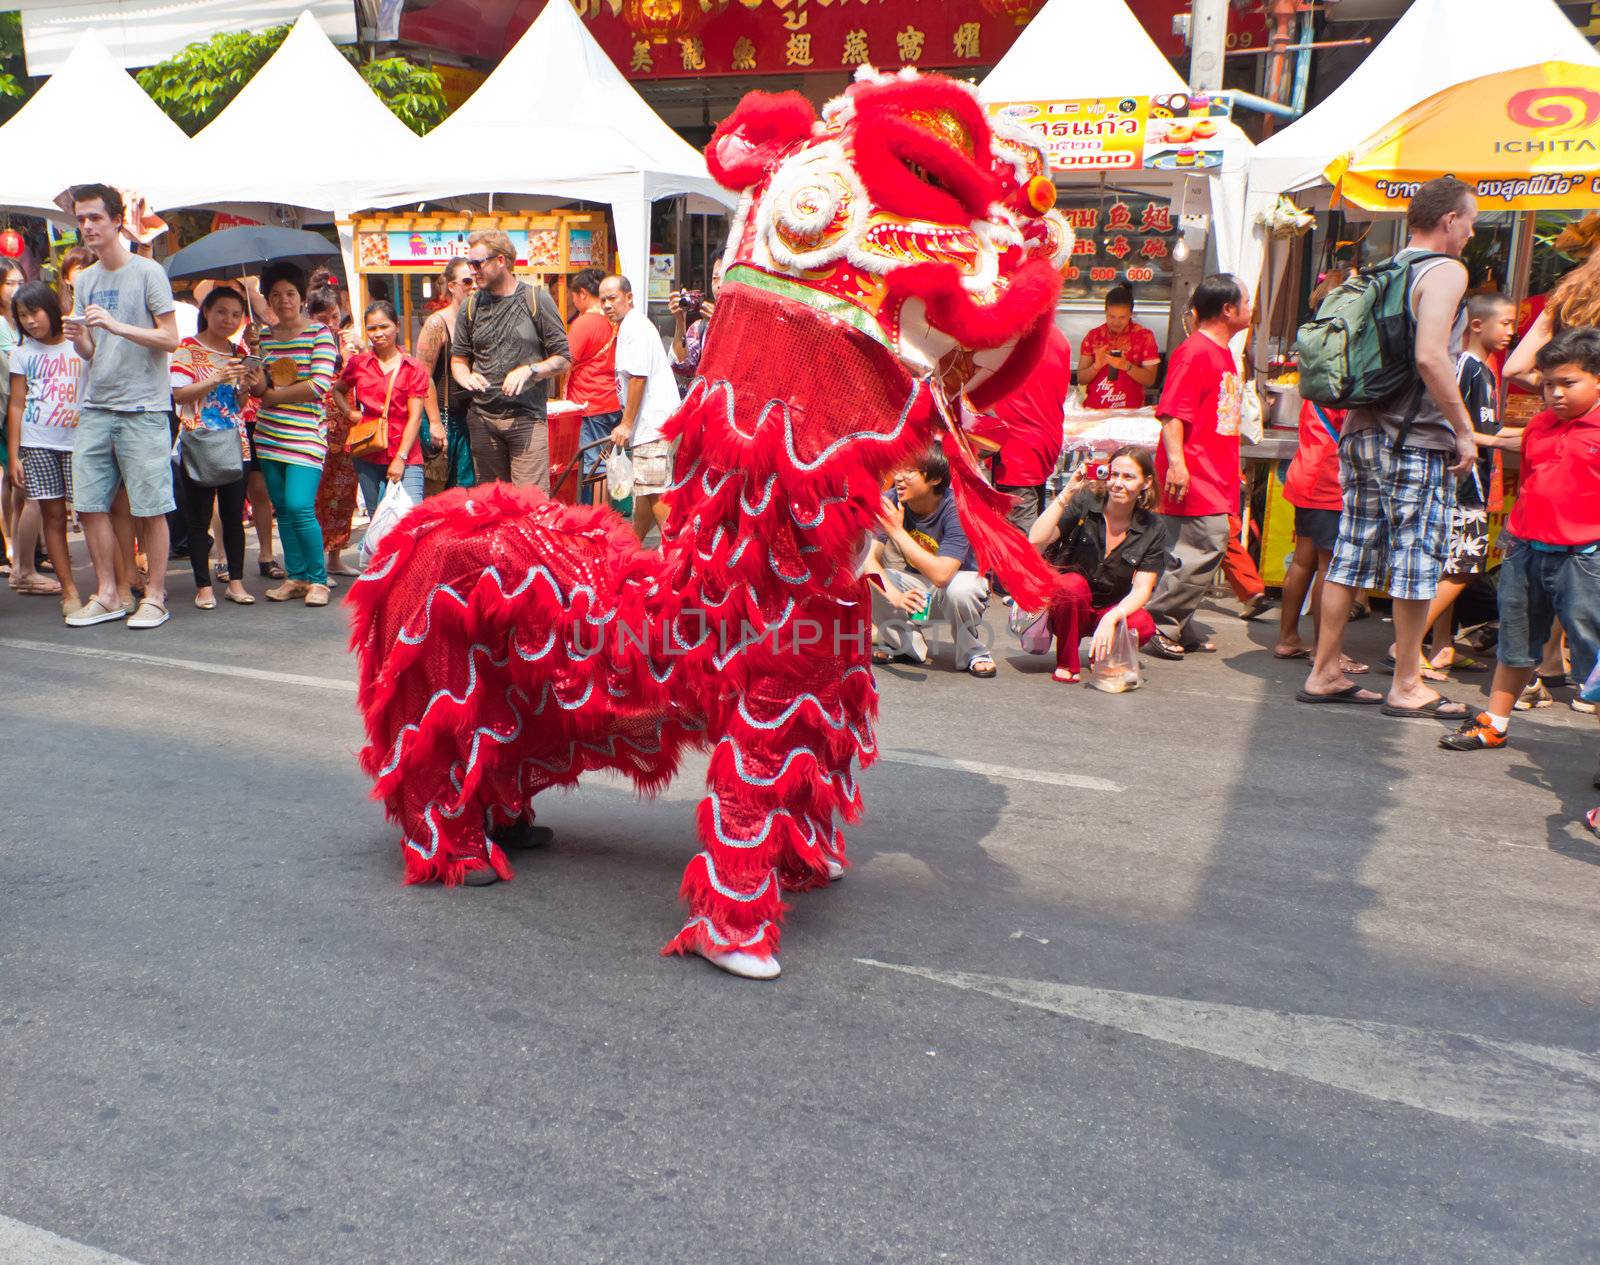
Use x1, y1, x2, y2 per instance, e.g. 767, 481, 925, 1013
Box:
576, 0, 1024, 79
987, 92, 1233, 173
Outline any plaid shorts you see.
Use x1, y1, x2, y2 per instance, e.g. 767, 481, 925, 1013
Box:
21, 446, 73, 501
630, 437, 676, 496
1326, 428, 1454, 601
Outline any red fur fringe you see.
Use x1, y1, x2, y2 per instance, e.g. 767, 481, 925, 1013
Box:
884, 258, 1062, 351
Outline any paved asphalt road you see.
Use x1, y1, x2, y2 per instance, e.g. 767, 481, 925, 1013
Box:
2, 543, 1598, 1265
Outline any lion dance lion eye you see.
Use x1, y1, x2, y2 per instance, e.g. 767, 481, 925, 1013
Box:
1026, 175, 1057, 216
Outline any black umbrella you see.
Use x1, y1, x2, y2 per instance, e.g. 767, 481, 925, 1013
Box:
163, 225, 339, 282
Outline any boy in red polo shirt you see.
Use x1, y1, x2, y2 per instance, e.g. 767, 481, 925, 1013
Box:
1442, 329, 1600, 832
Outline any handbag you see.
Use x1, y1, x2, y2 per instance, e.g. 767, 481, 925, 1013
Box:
1007, 599, 1053, 655
181, 423, 244, 488
347, 360, 399, 461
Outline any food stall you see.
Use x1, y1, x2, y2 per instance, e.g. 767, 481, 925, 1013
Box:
1251, 57, 1600, 584
349, 210, 609, 506
978, 0, 1254, 461
1238, 0, 1600, 584
348, 210, 609, 343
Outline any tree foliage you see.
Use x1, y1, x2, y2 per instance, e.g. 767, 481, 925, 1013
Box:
135, 25, 446, 136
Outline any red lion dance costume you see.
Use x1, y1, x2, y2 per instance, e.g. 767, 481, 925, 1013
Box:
350, 68, 1073, 979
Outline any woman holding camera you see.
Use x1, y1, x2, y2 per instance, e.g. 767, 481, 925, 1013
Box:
1028, 446, 1167, 684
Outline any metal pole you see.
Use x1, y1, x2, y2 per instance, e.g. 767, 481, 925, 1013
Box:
1188, 0, 1229, 92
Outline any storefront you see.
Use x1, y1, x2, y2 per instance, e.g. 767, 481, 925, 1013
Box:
1251, 55, 1600, 585
346, 209, 609, 343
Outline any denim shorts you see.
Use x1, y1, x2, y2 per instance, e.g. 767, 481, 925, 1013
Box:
72, 406, 177, 517
1495, 532, 1600, 688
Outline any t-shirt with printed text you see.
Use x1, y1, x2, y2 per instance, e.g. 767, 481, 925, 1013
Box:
12, 337, 84, 451
1079, 321, 1161, 411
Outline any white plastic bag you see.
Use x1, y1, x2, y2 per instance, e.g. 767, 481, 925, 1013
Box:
1087, 619, 1144, 693
359, 480, 415, 567
605, 448, 634, 501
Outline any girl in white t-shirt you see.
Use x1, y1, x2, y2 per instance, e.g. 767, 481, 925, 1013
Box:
6, 281, 85, 616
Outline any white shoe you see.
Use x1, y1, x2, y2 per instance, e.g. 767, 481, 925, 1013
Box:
826, 858, 845, 881
696, 947, 781, 979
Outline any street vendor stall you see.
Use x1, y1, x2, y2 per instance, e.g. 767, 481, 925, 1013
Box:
356, 0, 734, 305
1237, 0, 1600, 585
981, 0, 1253, 360
349, 209, 604, 506
347, 210, 608, 342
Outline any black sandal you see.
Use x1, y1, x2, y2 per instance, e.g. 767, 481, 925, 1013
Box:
258, 558, 286, 580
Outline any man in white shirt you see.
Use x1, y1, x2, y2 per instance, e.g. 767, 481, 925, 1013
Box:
600, 274, 682, 542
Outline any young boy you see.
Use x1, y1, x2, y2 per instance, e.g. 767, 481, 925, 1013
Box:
1441, 328, 1600, 833
1403, 292, 1521, 674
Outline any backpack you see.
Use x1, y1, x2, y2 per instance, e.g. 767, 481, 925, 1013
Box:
1294, 252, 1451, 409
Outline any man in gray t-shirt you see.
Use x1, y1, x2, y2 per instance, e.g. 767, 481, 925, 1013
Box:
62, 182, 180, 630
450, 228, 571, 490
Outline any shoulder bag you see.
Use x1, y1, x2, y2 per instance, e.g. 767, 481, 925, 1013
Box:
347, 360, 400, 461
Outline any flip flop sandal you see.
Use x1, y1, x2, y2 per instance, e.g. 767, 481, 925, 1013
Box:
1051, 668, 1080, 684
11, 574, 61, 595
1340, 658, 1372, 676
1297, 684, 1383, 705
214, 564, 230, 583
258, 559, 286, 580
1185, 640, 1218, 654
1272, 647, 1311, 660
1436, 654, 1486, 673
967, 658, 998, 678
1381, 697, 1472, 719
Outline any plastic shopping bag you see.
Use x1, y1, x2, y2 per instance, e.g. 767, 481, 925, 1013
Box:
1007, 601, 1054, 656
359, 480, 416, 568
1087, 619, 1145, 694
606, 447, 634, 501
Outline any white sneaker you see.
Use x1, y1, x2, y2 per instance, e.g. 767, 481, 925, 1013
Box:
126, 598, 170, 630
696, 947, 781, 980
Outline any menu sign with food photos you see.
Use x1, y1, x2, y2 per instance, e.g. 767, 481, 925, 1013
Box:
988, 92, 1233, 174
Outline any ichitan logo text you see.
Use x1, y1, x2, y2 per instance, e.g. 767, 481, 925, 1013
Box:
1496, 87, 1600, 154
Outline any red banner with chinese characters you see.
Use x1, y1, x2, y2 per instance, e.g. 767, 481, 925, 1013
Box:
403, 2, 1268, 79
578, 0, 1025, 80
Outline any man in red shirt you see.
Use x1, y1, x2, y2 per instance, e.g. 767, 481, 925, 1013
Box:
1441, 329, 1600, 826
988, 321, 1072, 528
1077, 285, 1161, 410
1144, 274, 1252, 659
563, 268, 619, 505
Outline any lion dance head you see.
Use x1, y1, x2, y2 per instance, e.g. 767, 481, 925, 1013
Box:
666, 67, 1071, 610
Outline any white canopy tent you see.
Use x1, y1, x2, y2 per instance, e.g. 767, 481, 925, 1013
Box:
1238, 0, 1600, 303
184, 11, 423, 218
0, 27, 196, 216
979, 0, 1254, 280
359, 0, 734, 297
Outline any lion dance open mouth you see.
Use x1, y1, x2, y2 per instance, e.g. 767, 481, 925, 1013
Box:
348, 67, 1073, 979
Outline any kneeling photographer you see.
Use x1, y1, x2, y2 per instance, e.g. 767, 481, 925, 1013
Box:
1028, 446, 1167, 684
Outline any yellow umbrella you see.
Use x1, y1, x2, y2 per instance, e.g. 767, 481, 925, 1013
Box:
1326, 61, 1600, 212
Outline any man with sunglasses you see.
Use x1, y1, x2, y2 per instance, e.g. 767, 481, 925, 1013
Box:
450, 228, 571, 488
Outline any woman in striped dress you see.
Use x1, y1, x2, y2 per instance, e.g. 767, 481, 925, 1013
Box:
251, 263, 338, 606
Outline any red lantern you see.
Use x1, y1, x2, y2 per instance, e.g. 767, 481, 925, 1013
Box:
980, 0, 1041, 25
0, 229, 23, 258
621, 0, 714, 44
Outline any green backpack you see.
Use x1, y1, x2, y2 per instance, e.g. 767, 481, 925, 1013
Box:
1294, 252, 1450, 408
